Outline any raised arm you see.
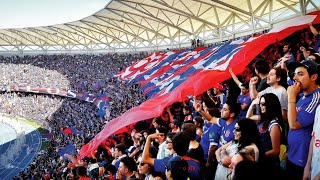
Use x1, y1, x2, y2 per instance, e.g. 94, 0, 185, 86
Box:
309, 24, 319, 36
246, 97, 261, 121
228, 67, 242, 87
142, 133, 163, 166
193, 99, 218, 124
249, 77, 259, 99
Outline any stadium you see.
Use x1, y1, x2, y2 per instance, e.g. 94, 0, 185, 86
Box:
0, 0, 320, 179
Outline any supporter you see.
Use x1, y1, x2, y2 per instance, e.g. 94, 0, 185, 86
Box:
156, 127, 169, 159
136, 154, 161, 180
193, 116, 203, 142
194, 100, 240, 147
171, 102, 184, 123
231, 160, 262, 180
228, 67, 252, 119
142, 132, 202, 180
77, 166, 91, 180
212, 83, 226, 109
164, 132, 175, 157
104, 164, 117, 180
116, 156, 138, 180
214, 118, 260, 179
286, 60, 320, 180
182, 105, 193, 123
112, 144, 128, 169
274, 43, 295, 66
252, 59, 270, 92
246, 93, 282, 179
303, 105, 320, 180
181, 123, 205, 167
170, 119, 181, 133
228, 151, 256, 178
165, 156, 189, 180
250, 67, 288, 120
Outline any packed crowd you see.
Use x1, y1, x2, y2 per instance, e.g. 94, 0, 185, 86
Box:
0, 22, 319, 180
0, 53, 147, 179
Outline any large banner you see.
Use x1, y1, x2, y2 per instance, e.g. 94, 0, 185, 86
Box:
80, 12, 320, 158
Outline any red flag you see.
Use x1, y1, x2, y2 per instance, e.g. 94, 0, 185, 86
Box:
79, 11, 320, 159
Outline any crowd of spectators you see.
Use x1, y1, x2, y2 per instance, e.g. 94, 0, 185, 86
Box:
0, 22, 319, 180
0, 53, 147, 179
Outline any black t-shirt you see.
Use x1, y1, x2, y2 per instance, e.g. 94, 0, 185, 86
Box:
257, 77, 269, 92
187, 143, 205, 168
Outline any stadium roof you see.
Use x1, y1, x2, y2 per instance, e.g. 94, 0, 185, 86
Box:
0, 0, 319, 54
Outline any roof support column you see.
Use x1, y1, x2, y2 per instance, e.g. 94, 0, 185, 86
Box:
300, 0, 307, 15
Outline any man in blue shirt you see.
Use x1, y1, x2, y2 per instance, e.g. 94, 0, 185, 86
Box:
194, 100, 241, 148
287, 60, 320, 180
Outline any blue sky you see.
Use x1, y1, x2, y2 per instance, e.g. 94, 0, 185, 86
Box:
0, 0, 110, 29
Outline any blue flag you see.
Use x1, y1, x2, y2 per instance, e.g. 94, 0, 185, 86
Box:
58, 143, 75, 159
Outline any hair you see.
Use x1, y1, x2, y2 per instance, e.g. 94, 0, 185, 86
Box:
283, 43, 292, 51
76, 166, 87, 177
225, 100, 241, 119
236, 118, 261, 153
104, 164, 117, 175
120, 156, 137, 172
203, 99, 215, 109
232, 160, 261, 180
157, 126, 169, 137
181, 123, 196, 141
306, 64, 320, 85
255, 59, 270, 75
273, 67, 288, 89
183, 105, 192, 112
240, 82, 249, 90
172, 132, 190, 156
169, 158, 189, 180
193, 116, 204, 128
259, 93, 283, 130
166, 132, 176, 140
115, 144, 127, 155
309, 53, 320, 64
137, 154, 157, 177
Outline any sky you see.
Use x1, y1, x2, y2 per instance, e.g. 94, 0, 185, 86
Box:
0, 0, 110, 29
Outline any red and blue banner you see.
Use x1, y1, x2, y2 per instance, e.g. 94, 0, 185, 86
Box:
79, 12, 320, 159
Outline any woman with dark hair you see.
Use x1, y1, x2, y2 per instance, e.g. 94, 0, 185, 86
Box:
214, 118, 261, 179
193, 116, 204, 142
247, 93, 282, 179
136, 154, 165, 180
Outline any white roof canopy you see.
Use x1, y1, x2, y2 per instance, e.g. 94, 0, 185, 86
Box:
0, 0, 319, 54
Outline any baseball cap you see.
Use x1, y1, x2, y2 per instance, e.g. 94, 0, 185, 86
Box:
287, 60, 320, 80
213, 83, 224, 90
166, 156, 189, 178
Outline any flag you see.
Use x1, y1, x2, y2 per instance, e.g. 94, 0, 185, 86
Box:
79, 11, 320, 159
58, 143, 76, 159
61, 128, 73, 134
95, 80, 101, 90
97, 100, 110, 119
70, 127, 85, 135
78, 81, 85, 89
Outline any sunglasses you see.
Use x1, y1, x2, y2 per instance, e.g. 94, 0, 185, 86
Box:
259, 102, 266, 106
234, 127, 241, 132
166, 140, 172, 144
137, 162, 145, 166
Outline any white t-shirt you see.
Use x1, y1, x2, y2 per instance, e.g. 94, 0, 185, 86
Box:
259, 86, 288, 111
311, 105, 320, 179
